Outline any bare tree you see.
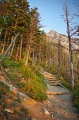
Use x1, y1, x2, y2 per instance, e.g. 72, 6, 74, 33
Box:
58, 36, 61, 76
63, 3, 74, 90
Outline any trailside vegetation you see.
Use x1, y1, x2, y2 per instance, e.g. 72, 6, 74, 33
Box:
0, 0, 79, 109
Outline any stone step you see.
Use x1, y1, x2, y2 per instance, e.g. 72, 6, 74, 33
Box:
46, 90, 71, 95
44, 76, 55, 79
48, 83, 60, 86
44, 81, 60, 86
44, 79, 60, 83
44, 82, 60, 85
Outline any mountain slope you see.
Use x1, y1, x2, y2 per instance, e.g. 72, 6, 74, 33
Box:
47, 30, 79, 50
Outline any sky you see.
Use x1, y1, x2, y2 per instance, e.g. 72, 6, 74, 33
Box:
27, 0, 79, 35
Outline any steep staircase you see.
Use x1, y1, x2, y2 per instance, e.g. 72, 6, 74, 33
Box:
41, 70, 71, 95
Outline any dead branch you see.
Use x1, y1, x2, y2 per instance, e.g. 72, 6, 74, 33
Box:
0, 32, 19, 63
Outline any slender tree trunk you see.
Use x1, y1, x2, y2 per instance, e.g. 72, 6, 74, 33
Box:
1, 29, 7, 54
47, 41, 50, 69
58, 37, 61, 76
24, 45, 30, 67
32, 49, 35, 66
19, 36, 23, 60
9, 36, 15, 58
39, 44, 42, 63
65, 6, 74, 90
9, 42, 15, 58
52, 49, 55, 68
15, 45, 19, 61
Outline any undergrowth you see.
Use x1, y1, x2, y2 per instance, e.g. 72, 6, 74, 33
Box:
1, 57, 47, 101
49, 64, 79, 111
73, 79, 79, 111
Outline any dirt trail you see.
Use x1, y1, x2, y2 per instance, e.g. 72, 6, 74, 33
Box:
23, 70, 79, 120
42, 70, 79, 120
0, 70, 79, 120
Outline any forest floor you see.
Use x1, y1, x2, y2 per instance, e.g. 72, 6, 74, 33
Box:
0, 69, 79, 120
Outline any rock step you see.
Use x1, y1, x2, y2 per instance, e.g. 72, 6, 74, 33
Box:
44, 78, 61, 86
44, 79, 60, 83
44, 75, 55, 79
45, 78, 58, 81
44, 82, 60, 86
47, 83, 60, 86
46, 90, 71, 95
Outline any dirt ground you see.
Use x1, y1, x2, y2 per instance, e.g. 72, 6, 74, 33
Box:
21, 89, 78, 120
0, 70, 79, 120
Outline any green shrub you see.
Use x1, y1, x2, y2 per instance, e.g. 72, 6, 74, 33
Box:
7, 70, 19, 82
26, 78, 47, 101
36, 69, 44, 80
2, 56, 21, 68
18, 66, 31, 79
17, 82, 27, 88
25, 71, 47, 101
2, 102, 8, 109
50, 65, 58, 74
59, 77, 71, 90
73, 84, 79, 110
0, 83, 10, 93
40, 62, 48, 70
1, 57, 47, 101
14, 109, 22, 115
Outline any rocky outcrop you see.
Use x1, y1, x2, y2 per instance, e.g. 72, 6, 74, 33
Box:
47, 30, 79, 51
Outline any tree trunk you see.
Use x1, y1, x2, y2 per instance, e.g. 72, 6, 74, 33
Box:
65, 5, 74, 90
47, 41, 50, 69
9, 36, 15, 58
1, 29, 7, 54
32, 49, 35, 66
24, 45, 30, 67
19, 35, 23, 60
15, 45, 19, 61
58, 37, 61, 76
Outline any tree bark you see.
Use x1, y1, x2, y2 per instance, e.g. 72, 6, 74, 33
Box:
1, 29, 7, 54
65, 4, 74, 90
32, 49, 35, 66
24, 45, 30, 67
9, 36, 15, 58
58, 37, 61, 76
19, 35, 23, 60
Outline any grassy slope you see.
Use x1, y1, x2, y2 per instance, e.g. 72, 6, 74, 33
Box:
1, 57, 47, 101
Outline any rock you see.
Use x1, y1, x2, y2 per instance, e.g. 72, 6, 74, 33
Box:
52, 115, 53, 117
11, 90, 17, 96
22, 98, 36, 106
42, 108, 50, 115
31, 118, 37, 120
4, 109, 14, 113
47, 30, 79, 51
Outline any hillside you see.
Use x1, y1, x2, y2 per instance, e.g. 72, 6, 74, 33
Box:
0, 67, 78, 120
47, 30, 79, 50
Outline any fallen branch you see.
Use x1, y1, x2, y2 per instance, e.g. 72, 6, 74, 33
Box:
0, 65, 10, 81
0, 33, 20, 86
0, 32, 19, 63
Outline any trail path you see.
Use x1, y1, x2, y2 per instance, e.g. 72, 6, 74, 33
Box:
41, 70, 78, 120
0, 70, 79, 120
